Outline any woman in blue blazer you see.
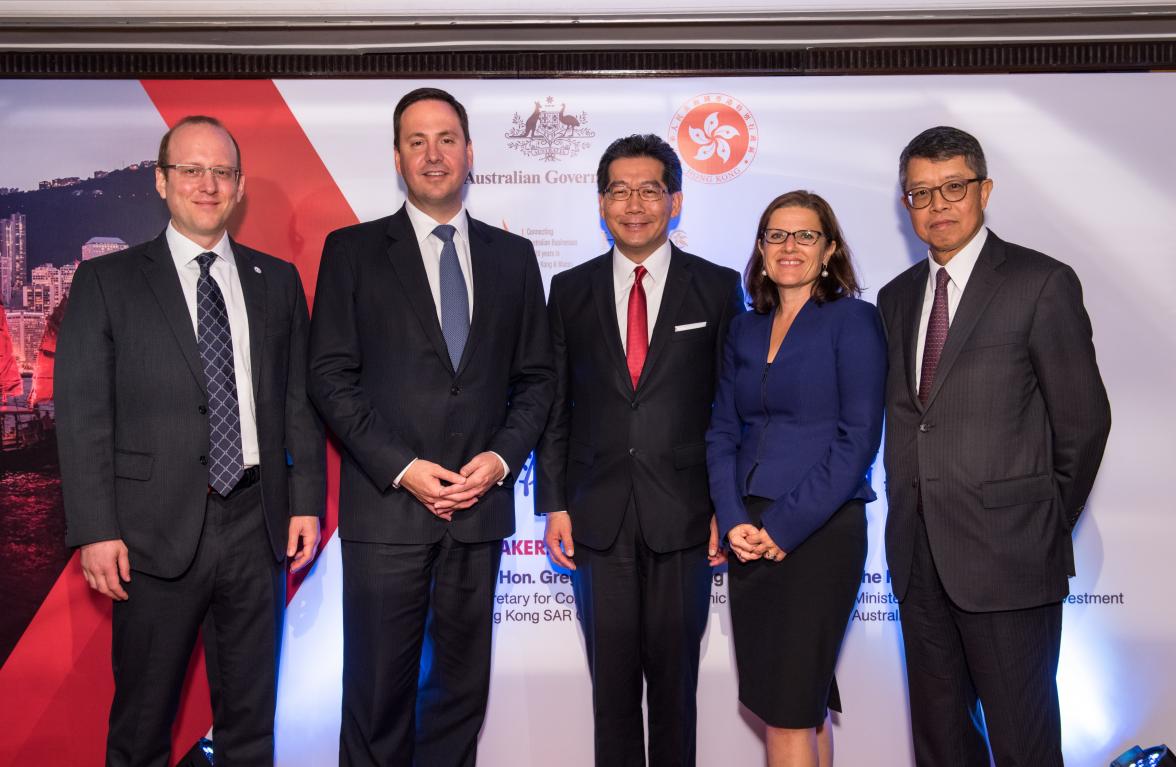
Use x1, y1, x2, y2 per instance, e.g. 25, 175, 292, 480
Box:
706, 190, 886, 766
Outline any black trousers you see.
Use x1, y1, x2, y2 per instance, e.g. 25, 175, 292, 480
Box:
108, 483, 285, 767
339, 532, 503, 767
571, 500, 712, 767
900, 513, 1064, 767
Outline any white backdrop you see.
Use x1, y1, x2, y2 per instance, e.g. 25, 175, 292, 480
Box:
258, 73, 1176, 766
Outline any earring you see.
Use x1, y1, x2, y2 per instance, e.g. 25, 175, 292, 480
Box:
820, 263, 829, 278
761, 269, 767, 276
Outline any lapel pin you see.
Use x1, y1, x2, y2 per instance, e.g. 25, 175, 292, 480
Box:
253, 266, 262, 274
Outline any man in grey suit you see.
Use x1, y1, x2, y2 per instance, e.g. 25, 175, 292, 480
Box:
878, 125, 1111, 766
55, 115, 325, 767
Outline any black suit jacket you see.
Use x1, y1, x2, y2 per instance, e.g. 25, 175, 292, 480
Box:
308, 206, 554, 544
877, 231, 1111, 612
536, 246, 744, 552
56, 232, 326, 578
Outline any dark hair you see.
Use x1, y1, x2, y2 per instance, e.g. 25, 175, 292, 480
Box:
744, 190, 861, 314
899, 126, 987, 190
393, 87, 471, 148
158, 115, 241, 172
595, 134, 683, 195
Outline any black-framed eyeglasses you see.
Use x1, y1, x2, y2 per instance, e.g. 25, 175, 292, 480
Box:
162, 164, 241, 183
904, 178, 984, 209
761, 228, 824, 246
604, 183, 667, 202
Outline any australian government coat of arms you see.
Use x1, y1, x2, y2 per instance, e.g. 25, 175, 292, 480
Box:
506, 97, 595, 162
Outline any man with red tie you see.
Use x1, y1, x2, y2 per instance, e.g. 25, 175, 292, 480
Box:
537, 134, 744, 766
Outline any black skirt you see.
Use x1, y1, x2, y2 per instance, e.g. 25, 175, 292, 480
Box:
728, 496, 867, 728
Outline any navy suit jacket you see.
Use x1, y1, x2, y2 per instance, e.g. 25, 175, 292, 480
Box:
706, 296, 886, 554
308, 206, 554, 545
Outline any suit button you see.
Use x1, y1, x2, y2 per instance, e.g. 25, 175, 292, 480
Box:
198, 405, 207, 415
911, 479, 919, 488
630, 400, 639, 410
199, 455, 208, 466
628, 448, 637, 457
450, 386, 460, 396
918, 423, 932, 433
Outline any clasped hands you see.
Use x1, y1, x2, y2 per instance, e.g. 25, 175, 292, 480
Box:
400, 452, 505, 521
727, 523, 785, 563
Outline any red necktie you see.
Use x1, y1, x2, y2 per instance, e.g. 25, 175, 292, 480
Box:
918, 267, 950, 404
626, 265, 648, 390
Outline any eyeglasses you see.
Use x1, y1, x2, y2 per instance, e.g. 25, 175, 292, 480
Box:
162, 164, 241, 183
903, 178, 984, 209
761, 228, 824, 246
604, 184, 667, 202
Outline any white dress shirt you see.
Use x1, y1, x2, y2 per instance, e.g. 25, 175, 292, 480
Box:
166, 223, 259, 467
393, 201, 508, 487
404, 198, 475, 322
613, 239, 673, 351
915, 226, 988, 391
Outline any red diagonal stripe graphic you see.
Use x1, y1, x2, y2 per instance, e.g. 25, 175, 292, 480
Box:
0, 78, 356, 767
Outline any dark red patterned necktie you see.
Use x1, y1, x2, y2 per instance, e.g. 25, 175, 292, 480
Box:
626, 265, 648, 390
918, 267, 950, 404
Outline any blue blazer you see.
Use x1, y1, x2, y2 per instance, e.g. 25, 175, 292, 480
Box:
705, 296, 887, 553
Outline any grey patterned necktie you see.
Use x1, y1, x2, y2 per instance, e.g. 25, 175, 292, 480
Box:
196, 251, 244, 495
434, 224, 469, 370
918, 266, 951, 404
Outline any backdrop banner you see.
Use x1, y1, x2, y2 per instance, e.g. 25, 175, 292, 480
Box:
0, 72, 1170, 767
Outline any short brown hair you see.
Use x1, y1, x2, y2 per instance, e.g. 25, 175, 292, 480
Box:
393, 87, 471, 148
744, 190, 861, 314
157, 115, 241, 172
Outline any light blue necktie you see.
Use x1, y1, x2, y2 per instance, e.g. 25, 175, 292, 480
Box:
434, 224, 469, 369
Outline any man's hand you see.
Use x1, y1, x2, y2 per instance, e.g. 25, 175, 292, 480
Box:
726, 524, 764, 564
748, 527, 785, 562
707, 515, 727, 567
287, 516, 321, 573
544, 511, 576, 570
400, 459, 467, 520
436, 452, 506, 511
80, 539, 131, 601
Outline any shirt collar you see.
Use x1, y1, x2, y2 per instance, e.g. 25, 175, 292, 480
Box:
166, 221, 233, 271
612, 239, 672, 292
928, 225, 988, 290
404, 198, 469, 249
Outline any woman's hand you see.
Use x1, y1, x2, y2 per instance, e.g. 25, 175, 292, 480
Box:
727, 524, 764, 563
749, 527, 786, 562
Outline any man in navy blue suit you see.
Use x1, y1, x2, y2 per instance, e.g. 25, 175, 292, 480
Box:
309, 88, 554, 767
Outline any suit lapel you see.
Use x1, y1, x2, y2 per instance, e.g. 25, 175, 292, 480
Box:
139, 232, 205, 394
922, 235, 1007, 410
637, 246, 691, 390
591, 255, 632, 391
384, 207, 455, 374
902, 261, 929, 410
232, 240, 266, 398
460, 215, 498, 376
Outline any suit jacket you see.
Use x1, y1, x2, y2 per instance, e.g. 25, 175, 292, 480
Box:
536, 245, 744, 552
877, 230, 1111, 613
56, 232, 326, 579
706, 297, 886, 554
308, 206, 554, 545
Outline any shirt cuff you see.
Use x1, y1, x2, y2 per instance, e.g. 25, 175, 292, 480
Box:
392, 458, 417, 489
490, 452, 510, 485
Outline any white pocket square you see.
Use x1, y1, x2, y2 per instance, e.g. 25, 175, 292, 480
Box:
675, 321, 707, 332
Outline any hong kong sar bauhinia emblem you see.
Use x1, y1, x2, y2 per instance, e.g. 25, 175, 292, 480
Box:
506, 96, 595, 161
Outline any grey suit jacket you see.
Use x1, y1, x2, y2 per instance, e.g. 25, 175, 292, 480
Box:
55, 231, 325, 578
877, 230, 1111, 612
